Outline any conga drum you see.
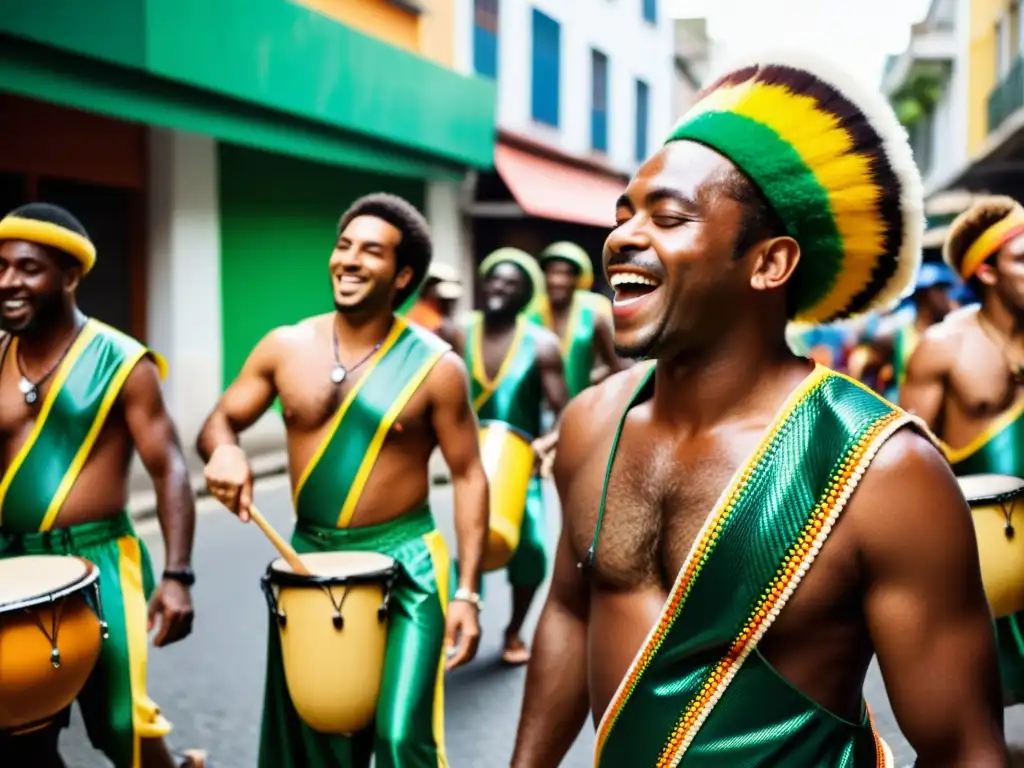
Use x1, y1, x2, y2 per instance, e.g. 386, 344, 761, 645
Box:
478, 421, 536, 571
262, 551, 399, 734
0, 555, 106, 732
958, 474, 1024, 618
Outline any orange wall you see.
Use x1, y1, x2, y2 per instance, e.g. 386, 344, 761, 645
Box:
297, 0, 421, 55
419, 0, 454, 68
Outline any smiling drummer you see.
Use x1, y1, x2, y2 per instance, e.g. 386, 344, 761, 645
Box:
0, 203, 203, 768
511, 53, 1006, 766
903, 195, 1024, 706
197, 192, 488, 768
529, 242, 627, 398
450, 248, 567, 666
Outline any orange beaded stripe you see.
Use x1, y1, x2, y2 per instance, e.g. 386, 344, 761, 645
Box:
656, 409, 906, 767
593, 366, 830, 762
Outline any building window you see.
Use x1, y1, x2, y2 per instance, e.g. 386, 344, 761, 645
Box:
531, 8, 561, 127
591, 49, 609, 152
643, 0, 656, 24
474, 0, 499, 79
635, 78, 649, 162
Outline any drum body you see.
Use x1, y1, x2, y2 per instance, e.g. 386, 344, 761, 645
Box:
959, 474, 1024, 618
479, 422, 536, 572
0, 555, 104, 731
263, 551, 398, 735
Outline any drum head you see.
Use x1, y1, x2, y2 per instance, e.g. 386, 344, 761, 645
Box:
958, 474, 1024, 504
270, 551, 397, 581
0, 555, 91, 609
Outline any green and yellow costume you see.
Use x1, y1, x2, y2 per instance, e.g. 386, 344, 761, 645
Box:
531, 242, 612, 399
0, 319, 171, 768
259, 317, 453, 768
592, 49, 924, 763
594, 365, 908, 766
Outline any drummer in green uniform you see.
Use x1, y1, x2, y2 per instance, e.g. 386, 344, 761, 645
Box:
903, 194, 1024, 705
531, 242, 625, 398
453, 248, 567, 665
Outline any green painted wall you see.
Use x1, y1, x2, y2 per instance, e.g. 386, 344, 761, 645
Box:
219, 143, 426, 388
2, 0, 497, 171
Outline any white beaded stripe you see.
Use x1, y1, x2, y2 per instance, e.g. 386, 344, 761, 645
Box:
666, 414, 912, 766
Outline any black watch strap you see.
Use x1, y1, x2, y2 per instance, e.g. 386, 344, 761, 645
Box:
162, 568, 195, 587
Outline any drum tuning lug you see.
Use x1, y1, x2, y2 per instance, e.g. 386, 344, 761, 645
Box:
1007, 523, 1016, 540
100, 620, 110, 640
332, 611, 344, 630
377, 604, 387, 623
50, 648, 61, 669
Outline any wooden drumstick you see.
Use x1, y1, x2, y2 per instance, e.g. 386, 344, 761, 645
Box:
246, 504, 312, 576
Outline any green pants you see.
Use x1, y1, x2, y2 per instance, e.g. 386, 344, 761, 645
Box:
995, 613, 1024, 703
259, 504, 451, 768
0, 513, 169, 768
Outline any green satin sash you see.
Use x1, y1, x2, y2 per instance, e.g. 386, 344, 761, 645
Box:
464, 312, 544, 440
946, 400, 1024, 701
292, 318, 449, 529
890, 323, 919, 390
595, 364, 907, 767
531, 290, 610, 398
0, 319, 167, 534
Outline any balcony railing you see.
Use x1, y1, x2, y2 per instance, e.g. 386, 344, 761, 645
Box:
988, 55, 1024, 135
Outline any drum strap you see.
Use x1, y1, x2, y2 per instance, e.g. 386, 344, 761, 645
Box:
2, 510, 133, 556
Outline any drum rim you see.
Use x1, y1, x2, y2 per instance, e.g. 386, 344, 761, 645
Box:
264, 558, 400, 587
0, 557, 99, 614
479, 418, 535, 445
959, 474, 1024, 505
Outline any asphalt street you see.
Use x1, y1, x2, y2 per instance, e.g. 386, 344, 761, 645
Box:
57, 475, 1024, 767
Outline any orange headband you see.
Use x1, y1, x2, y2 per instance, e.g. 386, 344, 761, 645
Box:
959, 213, 1024, 280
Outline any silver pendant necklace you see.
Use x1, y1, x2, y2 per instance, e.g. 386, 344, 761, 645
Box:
331, 320, 389, 385
12, 320, 87, 406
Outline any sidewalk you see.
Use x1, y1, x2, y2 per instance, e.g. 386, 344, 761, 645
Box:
127, 450, 453, 521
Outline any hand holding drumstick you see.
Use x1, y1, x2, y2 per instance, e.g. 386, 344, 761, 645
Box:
204, 444, 310, 575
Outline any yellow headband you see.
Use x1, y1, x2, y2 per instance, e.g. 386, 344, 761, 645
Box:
0, 216, 96, 274
959, 213, 1024, 280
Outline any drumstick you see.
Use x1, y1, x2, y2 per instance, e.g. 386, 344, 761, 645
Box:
246, 504, 312, 576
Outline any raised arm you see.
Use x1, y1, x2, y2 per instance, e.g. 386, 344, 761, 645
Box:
899, 329, 954, 428
428, 351, 488, 670
512, 394, 593, 767
120, 355, 196, 647
197, 328, 282, 519
852, 428, 1005, 765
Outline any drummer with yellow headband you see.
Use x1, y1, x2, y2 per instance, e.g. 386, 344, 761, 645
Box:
0, 203, 203, 767
529, 242, 626, 398
452, 248, 567, 665
903, 195, 1024, 705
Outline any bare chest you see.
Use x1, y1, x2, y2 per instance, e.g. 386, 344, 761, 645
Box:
274, 352, 431, 440
567, 422, 766, 591
948, 347, 1020, 421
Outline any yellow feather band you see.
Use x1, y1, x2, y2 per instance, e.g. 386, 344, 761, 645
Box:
959, 213, 1024, 281
0, 216, 97, 274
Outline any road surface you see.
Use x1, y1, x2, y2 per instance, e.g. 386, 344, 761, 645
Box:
57, 475, 1024, 766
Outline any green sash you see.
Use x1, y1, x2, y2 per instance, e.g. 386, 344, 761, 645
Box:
464, 312, 543, 440
292, 318, 449, 529
945, 397, 1024, 477
0, 319, 167, 534
595, 364, 910, 766
531, 290, 610, 398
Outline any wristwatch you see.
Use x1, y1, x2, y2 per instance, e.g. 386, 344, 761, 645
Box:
452, 587, 483, 612
162, 568, 196, 587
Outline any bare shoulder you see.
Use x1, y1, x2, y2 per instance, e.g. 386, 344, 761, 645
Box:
531, 323, 563, 361
555, 365, 651, 476
425, 350, 471, 395
846, 424, 971, 556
